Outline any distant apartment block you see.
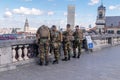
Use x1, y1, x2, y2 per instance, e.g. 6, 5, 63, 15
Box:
0, 28, 11, 34
67, 5, 75, 29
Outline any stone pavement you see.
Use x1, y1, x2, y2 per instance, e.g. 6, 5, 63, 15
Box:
0, 45, 120, 80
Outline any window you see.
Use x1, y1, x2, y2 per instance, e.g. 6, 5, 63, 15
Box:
107, 30, 114, 34
99, 12, 103, 19
117, 30, 120, 34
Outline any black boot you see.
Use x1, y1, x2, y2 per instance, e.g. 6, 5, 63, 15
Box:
52, 60, 58, 64
77, 52, 81, 59
77, 55, 80, 58
72, 51, 76, 58
39, 61, 43, 66
62, 57, 67, 61
68, 54, 70, 60
72, 53, 76, 58
45, 61, 49, 66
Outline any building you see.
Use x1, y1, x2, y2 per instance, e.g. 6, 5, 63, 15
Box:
0, 28, 12, 34
105, 16, 120, 34
67, 5, 75, 29
96, 4, 120, 34
24, 18, 37, 34
24, 18, 29, 32
96, 4, 106, 34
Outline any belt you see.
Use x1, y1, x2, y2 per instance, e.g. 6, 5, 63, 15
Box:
40, 37, 48, 39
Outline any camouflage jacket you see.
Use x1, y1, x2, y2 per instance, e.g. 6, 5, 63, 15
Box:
62, 30, 73, 42
36, 25, 50, 43
73, 29, 83, 41
50, 30, 62, 43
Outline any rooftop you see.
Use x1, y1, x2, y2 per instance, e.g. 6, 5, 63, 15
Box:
106, 16, 120, 27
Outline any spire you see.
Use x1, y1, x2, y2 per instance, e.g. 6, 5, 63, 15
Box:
24, 18, 29, 27
98, 0, 105, 10
24, 18, 29, 32
101, 0, 103, 5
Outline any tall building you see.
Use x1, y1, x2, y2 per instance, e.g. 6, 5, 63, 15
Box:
24, 18, 29, 32
24, 18, 37, 33
67, 5, 75, 29
96, 4, 106, 33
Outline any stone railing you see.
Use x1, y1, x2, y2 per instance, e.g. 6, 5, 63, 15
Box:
91, 34, 120, 51
0, 39, 38, 72
12, 44, 38, 62
0, 34, 120, 72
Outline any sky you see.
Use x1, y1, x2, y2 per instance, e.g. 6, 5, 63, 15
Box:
0, 0, 120, 29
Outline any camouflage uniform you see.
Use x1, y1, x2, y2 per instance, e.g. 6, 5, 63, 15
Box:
62, 24, 73, 61
73, 25, 83, 58
50, 25, 62, 64
36, 25, 50, 65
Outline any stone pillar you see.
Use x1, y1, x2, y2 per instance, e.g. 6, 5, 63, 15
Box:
18, 45, 23, 61
111, 37, 114, 45
119, 37, 120, 43
12, 46, 17, 62
24, 45, 29, 60
104, 38, 107, 45
0, 47, 12, 65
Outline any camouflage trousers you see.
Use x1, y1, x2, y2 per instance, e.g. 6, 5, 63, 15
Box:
51, 42, 60, 61
63, 41, 71, 57
73, 40, 82, 54
38, 42, 49, 63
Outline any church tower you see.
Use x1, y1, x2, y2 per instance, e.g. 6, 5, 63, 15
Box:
24, 18, 29, 32
96, 3, 106, 34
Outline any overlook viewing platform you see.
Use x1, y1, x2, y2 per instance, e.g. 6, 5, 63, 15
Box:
0, 39, 120, 80
0, 34, 120, 72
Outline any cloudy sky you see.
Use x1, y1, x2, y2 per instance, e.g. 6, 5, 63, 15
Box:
0, 0, 120, 29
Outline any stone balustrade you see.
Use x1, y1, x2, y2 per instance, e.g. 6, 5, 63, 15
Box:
0, 39, 39, 72
0, 34, 120, 72
12, 45, 29, 62
91, 34, 120, 51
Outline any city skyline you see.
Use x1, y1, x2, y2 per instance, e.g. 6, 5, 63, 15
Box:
0, 0, 120, 29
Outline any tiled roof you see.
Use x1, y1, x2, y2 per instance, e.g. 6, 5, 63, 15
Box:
106, 16, 120, 27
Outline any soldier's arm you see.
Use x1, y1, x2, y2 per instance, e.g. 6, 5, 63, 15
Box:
48, 31, 51, 41
49, 31, 52, 42
62, 31, 66, 38
80, 30, 83, 41
36, 27, 41, 38
59, 32, 63, 42
73, 32, 75, 36
81, 30, 83, 39
36, 28, 40, 44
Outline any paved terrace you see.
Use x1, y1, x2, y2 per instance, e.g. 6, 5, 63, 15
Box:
0, 45, 120, 80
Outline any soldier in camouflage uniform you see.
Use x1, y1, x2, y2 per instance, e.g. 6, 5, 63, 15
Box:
50, 25, 62, 64
73, 25, 83, 58
62, 24, 73, 61
36, 25, 50, 66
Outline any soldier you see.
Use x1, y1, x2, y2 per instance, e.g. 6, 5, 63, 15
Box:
50, 25, 62, 64
62, 24, 73, 61
73, 25, 83, 58
49, 28, 53, 54
36, 25, 50, 66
